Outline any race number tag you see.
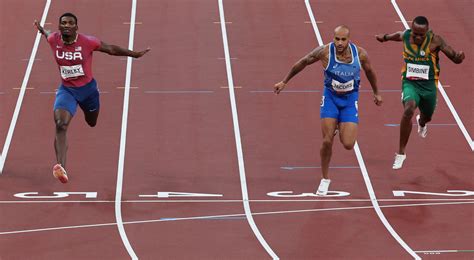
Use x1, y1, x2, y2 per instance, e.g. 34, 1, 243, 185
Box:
60, 64, 85, 79
406, 63, 429, 80
331, 79, 354, 92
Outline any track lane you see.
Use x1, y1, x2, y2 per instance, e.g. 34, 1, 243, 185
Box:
120, 0, 269, 258
224, 0, 410, 258
323, 0, 474, 257
0, 1, 137, 259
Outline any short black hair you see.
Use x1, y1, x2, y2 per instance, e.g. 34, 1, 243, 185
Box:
413, 16, 429, 27
59, 13, 78, 25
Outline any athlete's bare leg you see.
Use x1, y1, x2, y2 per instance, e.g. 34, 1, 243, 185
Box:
398, 100, 417, 154
320, 118, 338, 179
54, 109, 72, 167
338, 122, 358, 150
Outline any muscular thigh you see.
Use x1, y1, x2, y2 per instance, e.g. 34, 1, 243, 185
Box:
339, 122, 358, 145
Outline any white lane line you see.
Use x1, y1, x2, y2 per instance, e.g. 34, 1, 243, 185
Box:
303, 1, 420, 259
115, 0, 138, 259
0, 0, 51, 174
217, 0, 278, 259
1, 200, 472, 235
390, 0, 474, 151
1, 198, 474, 203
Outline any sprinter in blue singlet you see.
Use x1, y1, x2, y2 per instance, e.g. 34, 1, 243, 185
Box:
274, 25, 383, 196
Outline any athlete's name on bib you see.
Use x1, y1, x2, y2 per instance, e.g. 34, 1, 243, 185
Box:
331, 79, 354, 92
56, 50, 83, 61
406, 63, 429, 80
60, 64, 85, 79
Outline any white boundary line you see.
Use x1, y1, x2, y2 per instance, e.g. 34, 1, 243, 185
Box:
390, 0, 474, 151
217, 0, 278, 259
1, 200, 472, 235
303, 1, 420, 259
2, 198, 473, 203
0, 0, 52, 174
115, 0, 138, 259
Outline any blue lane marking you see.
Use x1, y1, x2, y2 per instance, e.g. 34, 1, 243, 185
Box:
281, 166, 359, 170
385, 123, 457, 127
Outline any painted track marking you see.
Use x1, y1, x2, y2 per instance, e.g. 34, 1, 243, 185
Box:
303, 0, 420, 259
0, 0, 52, 174
115, 0, 138, 259
217, 0, 278, 259
1, 200, 472, 235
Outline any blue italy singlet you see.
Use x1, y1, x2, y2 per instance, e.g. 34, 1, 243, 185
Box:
324, 42, 361, 93
320, 42, 361, 123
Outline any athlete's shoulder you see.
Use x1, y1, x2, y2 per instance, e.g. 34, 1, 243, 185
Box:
78, 33, 101, 49
78, 33, 99, 42
47, 31, 60, 43
356, 45, 369, 62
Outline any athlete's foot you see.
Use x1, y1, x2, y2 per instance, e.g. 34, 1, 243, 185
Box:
392, 153, 406, 170
316, 178, 331, 196
53, 164, 68, 183
416, 115, 427, 138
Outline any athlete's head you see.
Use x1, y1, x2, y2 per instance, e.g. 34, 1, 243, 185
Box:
333, 25, 350, 54
59, 13, 78, 38
411, 16, 429, 46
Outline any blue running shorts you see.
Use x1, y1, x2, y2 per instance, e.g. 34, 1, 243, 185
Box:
53, 79, 100, 116
320, 88, 359, 123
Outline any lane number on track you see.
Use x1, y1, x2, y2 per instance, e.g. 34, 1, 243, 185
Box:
267, 191, 350, 197
139, 191, 223, 198
12, 190, 474, 199
14, 192, 98, 199
393, 190, 474, 197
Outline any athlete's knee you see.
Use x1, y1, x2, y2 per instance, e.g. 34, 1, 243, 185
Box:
55, 119, 69, 132
342, 140, 355, 150
402, 106, 416, 119
321, 138, 334, 151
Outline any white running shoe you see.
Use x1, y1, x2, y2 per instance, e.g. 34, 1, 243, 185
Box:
316, 178, 331, 196
392, 153, 406, 170
416, 115, 427, 138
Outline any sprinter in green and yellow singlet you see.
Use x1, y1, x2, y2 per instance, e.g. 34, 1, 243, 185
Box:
376, 16, 465, 170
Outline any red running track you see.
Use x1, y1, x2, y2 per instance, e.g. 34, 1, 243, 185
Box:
0, 0, 472, 259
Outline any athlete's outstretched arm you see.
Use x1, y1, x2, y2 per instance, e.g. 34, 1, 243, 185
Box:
375, 31, 404, 43
359, 47, 383, 106
274, 45, 326, 94
97, 42, 150, 58
434, 35, 465, 64
34, 20, 51, 39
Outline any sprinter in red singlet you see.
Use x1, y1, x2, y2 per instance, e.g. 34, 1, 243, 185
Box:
35, 13, 150, 183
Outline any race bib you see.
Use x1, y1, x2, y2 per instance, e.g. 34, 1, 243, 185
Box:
406, 63, 429, 80
331, 79, 354, 92
60, 65, 85, 79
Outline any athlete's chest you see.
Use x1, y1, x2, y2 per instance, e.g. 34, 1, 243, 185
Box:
54, 44, 90, 64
